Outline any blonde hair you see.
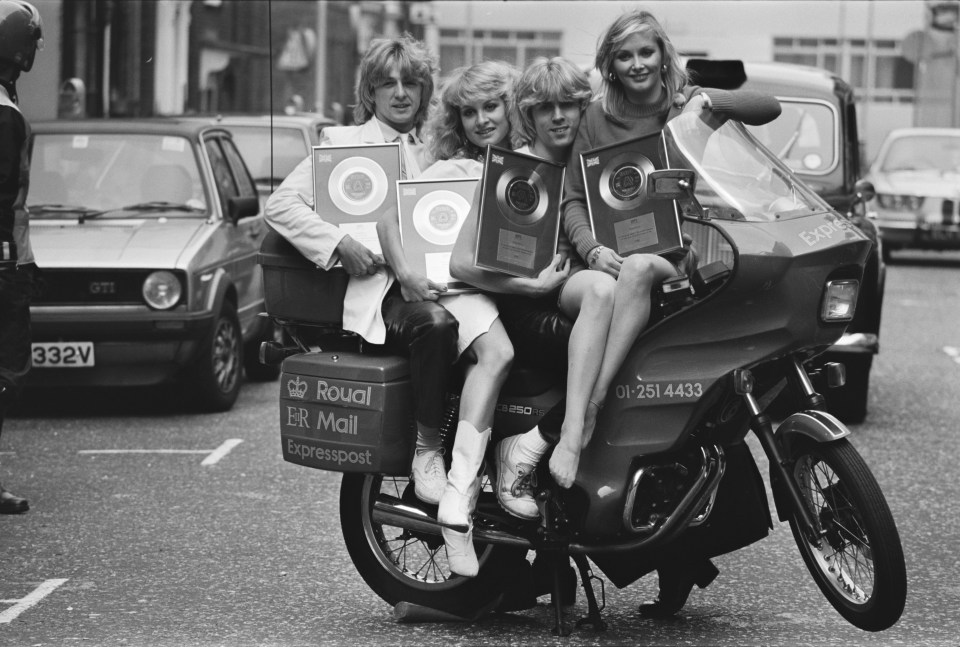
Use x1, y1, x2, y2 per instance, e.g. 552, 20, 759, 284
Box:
353, 34, 437, 128
511, 56, 592, 148
594, 10, 688, 115
424, 59, 519, 162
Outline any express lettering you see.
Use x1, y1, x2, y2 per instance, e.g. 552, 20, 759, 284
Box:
316, 380, 372, 406
799, 219, 850, 247
286, 438, 372, 466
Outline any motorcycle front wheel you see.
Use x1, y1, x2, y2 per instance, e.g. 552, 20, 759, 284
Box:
788, 438, 906, 632
339, 472, 521, 617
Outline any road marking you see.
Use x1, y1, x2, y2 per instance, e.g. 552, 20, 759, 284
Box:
0, 579, 68, 624
78, 438, 243, 466
944, 346, 960, 364
200, 438, 244, 466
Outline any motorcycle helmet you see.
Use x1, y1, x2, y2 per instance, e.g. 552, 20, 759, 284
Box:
0, 0, 43, 73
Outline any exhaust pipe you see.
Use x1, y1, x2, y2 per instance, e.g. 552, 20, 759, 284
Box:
370, 444, 725, 555
371, 497, 533, 548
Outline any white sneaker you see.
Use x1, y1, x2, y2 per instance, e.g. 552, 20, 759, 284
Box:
438, 482, 478, 576
496, 435, 539, 520
410, 447, 446, 505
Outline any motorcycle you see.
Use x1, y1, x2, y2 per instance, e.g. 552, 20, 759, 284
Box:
258, 111, 907, 635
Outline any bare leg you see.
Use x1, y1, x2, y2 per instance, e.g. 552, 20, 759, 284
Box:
457, 319, 514, 430
549, 271, 615, 488
439, 320, 513, 576
588, 254, 678, 409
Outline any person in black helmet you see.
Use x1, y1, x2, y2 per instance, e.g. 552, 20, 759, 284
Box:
0, 0, 43, 515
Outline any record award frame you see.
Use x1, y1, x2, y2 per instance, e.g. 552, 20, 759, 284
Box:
475, 146, 564, 278
312, 142, 402, 255
396, 177, 480, 293
580, 132, 683, 258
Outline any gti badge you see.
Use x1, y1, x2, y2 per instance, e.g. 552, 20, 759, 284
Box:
287, 375, 308, 399
89, 281, 116, 295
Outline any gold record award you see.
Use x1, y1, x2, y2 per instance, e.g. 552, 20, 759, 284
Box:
396, 177, 480, 292
312, 142, 402, 256
581, 132, 682, 258
476, 146, 564, 278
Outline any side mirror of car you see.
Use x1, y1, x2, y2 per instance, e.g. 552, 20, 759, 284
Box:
227, 196, 260, 223
854, 179, 876, 204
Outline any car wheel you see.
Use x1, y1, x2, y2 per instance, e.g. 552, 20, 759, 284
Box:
822, 354, 872, 424
188, 300, 243, 412
244, 320, 282, 382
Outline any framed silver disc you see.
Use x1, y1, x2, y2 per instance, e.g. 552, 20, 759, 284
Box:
494, 167, 549, 226
412, 189, 471, 246
327, 156, 389, 216
598, 151, 656, 211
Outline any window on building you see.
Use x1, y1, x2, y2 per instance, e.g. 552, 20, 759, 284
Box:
773, 35, 915, 104
438, 29, 562, 76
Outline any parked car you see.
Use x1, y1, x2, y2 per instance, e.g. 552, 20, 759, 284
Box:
26, 119, 279, 411
865, 127, 960, 261
687, 59, 885, 423
194, 113, 336, 202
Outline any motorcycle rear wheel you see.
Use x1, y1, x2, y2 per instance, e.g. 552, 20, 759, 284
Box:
339, 472, 520, 617
787, 438, 906, 632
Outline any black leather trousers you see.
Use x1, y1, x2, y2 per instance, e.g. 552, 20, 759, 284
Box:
380, 283, 458, 430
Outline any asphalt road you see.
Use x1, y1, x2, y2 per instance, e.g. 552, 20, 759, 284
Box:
1, 250, 959, 646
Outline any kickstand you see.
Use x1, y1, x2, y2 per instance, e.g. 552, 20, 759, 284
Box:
549, 554, 571, 637
572, 554, 607, 631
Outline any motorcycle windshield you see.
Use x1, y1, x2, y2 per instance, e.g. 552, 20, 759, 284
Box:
663, 112, 829, 222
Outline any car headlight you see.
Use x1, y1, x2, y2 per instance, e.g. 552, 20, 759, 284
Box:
142, 271, 183, 310
876, 193, 924, 211
821, 279, 859, 322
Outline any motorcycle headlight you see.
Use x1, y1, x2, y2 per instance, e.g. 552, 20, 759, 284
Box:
876, 193, 924, 211
821, 279, 858, 322
142, 270, 183, 310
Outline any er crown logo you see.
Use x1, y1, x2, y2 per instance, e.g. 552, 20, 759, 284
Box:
317, 154, 332, 163
287, 376, 308, 399
492, 154, 504, 165
586, 157, 600, 167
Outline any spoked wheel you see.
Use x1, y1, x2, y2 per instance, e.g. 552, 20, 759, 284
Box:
339, 472, 520, 617
788, 438, 906, 631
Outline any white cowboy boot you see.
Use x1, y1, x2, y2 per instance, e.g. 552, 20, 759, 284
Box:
437, 421, 491, 577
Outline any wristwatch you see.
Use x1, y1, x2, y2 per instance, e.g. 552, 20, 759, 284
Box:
588, 245, 604, 267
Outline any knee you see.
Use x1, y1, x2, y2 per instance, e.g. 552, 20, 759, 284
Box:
583, 276, 616, 311
619, 255, 657, 291
478, 335, 514, 375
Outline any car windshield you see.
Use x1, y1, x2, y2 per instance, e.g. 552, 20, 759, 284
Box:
28, 133, 209, 218
747, 99, 837, 175
879, 133, 960, 173
663, 112, 829, 222
226, 125, 309, 192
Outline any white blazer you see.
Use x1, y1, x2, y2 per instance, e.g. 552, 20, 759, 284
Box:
264, 119, 417, 344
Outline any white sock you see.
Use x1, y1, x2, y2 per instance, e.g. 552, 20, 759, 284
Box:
512, 426, 550, 464
415, 425, 441, 454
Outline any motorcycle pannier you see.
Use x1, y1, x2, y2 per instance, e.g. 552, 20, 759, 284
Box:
279, 352, 414, 474
258, 229, 348, 324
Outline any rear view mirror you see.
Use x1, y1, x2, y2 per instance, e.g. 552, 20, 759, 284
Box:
228, 196, 260, 222
854, 179, 876, 203
648, 169, 697, 199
